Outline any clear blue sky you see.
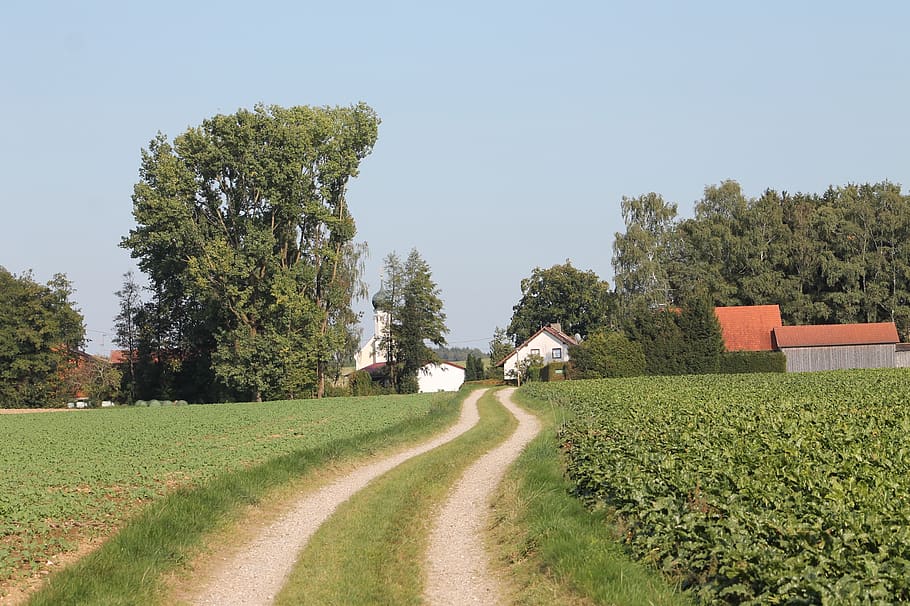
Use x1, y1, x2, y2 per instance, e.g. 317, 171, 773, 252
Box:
2, 1, 908, 354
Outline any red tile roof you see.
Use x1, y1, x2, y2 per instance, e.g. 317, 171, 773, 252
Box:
772, 322, 899, 348
714, 305, 782, 352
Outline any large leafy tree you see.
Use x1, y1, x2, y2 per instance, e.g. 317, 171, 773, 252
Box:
123, 103, 379, 401
507, 261, 612, 346
612, 193, 681, 317
0, 268, 85, 407
378, 249, 448, 393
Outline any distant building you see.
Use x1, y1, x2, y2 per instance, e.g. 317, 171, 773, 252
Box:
772, 322, 899, 372
714, 304, 902, 372
354, 284, 392, 370
495, 323, 578, 379
355, 284, 464, 392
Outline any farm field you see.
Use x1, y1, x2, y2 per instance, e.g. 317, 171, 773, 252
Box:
523, 369, 910, 604
0, 393, 455, 594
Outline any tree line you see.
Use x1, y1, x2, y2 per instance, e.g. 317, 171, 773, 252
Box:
614, 180, 910, 338
496, 179, 910, 380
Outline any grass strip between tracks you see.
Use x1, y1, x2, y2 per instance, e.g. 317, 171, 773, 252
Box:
25, 392, 465, 606
489, 388, 692, 606
275, 387, 516, 605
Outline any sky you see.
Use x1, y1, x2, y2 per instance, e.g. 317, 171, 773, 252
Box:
2, 1, 909, 355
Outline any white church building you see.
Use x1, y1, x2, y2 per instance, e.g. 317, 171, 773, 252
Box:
354, 283, 464, 393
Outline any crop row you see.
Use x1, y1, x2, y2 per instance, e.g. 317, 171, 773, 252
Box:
0, 393, 451, 586
523, 370, 910, 604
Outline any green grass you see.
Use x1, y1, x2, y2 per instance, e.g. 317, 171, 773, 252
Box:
0, 393, 450, 588
23, 392, 464, 606
489, 388, 691, 605
275, 388, 517, 606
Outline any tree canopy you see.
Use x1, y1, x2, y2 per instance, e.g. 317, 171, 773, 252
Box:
613, 180, 910, 339
377, 249, 448, 393
0, 268, 85, 407
507, 261, 612, 345
122, 103, 379, 401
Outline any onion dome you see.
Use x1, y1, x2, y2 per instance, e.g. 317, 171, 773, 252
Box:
372, 283, 390, 310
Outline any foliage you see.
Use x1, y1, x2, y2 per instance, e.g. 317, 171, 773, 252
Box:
539, 361, 567, 382
625, 307, 687, 376
524, 371, 910, 604
0, 393, 448, 587
512, 353, 544, 383
487, 327, 512, 380
718, 351, 787, 374
349, 369, 377, 396
432, 345, 484, 362
377, 249, 448, 393
0, 268, 85, 408
567, 331, 645, 379
464, 353, 485, 381
122, 103, 379, 402
612, 193, 680, 315
676, 289, 725, 374
497, 390, 691, 605
58, 354, 122, 404
507, 261, 613, 345
613, 180, 910, 339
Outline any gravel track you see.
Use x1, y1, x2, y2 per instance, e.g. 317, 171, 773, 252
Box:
190, 388, 487, 606
424, 387, 541, 605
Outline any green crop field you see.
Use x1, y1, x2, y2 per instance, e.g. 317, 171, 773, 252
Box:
0, 393, 451, 587
523, 370, 910, 604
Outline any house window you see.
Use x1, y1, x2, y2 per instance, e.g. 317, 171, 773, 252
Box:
530, 348, 540, 356
552, 347, 562, 359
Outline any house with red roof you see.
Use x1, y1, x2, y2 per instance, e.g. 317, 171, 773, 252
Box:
714, 304, 902, 372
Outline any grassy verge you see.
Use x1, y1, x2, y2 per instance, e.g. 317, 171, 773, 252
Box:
26, 392, 465, 606
275, 388, 516, 605
490, 388, 692, 606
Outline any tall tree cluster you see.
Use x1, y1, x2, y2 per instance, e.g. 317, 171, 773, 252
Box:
507, 261, 613, 345
377, 249, 448, 393
0, 268, 85, 407
613, 180, 910, 339
120, 103, 379, 402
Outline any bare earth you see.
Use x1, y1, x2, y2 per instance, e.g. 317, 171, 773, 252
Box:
189, 388, 488, 606
424, 387, 541, 605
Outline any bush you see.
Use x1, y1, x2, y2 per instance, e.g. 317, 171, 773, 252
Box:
719, 351, 787, 374
540, 362, 567, 382
349, 370, 376, 396
567, 331, 646, 379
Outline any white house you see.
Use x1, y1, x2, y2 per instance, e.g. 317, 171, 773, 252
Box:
417, 361, 465, 393
496, 323, 578, 379
355, 283, 464, 393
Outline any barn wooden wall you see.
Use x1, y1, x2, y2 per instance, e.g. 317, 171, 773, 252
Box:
781, 344, 895, 373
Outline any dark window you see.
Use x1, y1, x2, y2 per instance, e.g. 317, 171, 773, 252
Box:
552, 347, 562, 359
530, 348, 540, 356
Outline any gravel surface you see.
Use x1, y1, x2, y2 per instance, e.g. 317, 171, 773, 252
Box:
190, 389, 487, 606
424, 387, 541, 605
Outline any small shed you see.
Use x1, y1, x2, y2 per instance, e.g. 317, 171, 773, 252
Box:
772, 323, 900, 372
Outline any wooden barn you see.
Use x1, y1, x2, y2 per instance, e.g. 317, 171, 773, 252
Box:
771, 323, 900, 373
